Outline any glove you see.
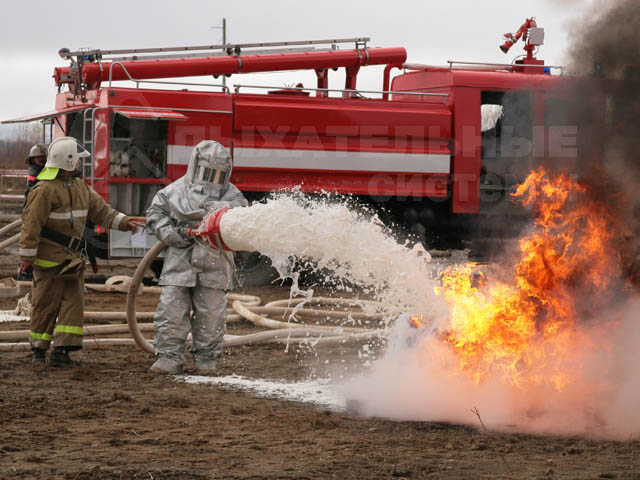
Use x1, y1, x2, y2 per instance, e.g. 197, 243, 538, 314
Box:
19, 259, 34, 274
126, 220, 144, 234
176, 226, 192, 242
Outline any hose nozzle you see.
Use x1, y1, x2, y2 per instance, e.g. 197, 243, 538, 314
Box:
187, 207, 233, 251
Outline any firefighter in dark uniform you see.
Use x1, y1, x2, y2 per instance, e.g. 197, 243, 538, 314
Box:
18, 137, 141, 367
25, 143, 48, 193
19, 144, 49, 281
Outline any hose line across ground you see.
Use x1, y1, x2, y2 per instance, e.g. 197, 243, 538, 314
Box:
1, 240, 391, 353
0, 218, 22, 239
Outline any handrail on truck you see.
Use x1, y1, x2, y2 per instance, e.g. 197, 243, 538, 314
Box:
108, 62, 230, 92
233, 84, 450, 103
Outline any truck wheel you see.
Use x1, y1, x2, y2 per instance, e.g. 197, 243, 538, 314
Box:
234, 251, 279, 287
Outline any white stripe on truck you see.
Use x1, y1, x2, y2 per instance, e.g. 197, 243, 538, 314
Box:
168, 145, 450, 174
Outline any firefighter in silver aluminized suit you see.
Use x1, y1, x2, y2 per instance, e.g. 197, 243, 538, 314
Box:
146, 140, 248, 375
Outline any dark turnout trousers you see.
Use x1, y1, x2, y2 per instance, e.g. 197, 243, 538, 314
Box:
29, 262, 84, 350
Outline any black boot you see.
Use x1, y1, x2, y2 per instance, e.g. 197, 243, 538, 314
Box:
31, 347, 46, 365
49, 347, 75, 368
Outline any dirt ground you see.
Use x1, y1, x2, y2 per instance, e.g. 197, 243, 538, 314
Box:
1, 219, 640, 479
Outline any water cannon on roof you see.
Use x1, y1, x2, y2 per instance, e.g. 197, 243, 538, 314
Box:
499, 18, 546, 73
500, 18, 544, 57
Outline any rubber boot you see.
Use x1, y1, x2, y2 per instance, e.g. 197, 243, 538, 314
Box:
194, 359, 217, 376
150, 356, 183, 375
31, 347, 46, 365
49, 347, 75, 368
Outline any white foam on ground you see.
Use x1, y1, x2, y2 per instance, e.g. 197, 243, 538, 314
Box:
181, 374, 343, 410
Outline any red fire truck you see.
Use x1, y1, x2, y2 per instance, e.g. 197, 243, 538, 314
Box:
3, 23, 601, 284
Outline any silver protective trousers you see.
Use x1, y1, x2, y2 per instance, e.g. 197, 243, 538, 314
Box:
153, 284, 227, 366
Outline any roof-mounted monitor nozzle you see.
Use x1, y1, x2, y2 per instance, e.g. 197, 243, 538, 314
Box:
500, 18, 544, 59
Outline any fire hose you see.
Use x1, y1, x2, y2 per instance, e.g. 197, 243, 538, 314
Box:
125, 225, 388, 354
0, 233, 20, 251
0, 208, 389, 352
0, 218, 22, 238
0, 218, 22, 252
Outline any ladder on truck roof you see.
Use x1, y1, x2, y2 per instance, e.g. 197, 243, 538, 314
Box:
59, 37, 371, 62
54, 37, 408, 101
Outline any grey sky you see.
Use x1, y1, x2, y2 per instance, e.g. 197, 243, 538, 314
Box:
0, 0, 591, 122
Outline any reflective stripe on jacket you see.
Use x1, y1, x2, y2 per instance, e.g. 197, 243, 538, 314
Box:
19, 173, 131, 265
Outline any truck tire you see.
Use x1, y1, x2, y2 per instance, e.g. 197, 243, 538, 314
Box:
234, 251, 279, 287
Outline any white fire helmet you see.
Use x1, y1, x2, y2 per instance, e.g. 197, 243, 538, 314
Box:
37, 137, 90, 180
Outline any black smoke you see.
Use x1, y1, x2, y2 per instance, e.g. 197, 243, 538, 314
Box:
564, 0, 640, 285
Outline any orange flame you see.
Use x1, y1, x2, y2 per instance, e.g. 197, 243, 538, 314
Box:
436, 167, 621, 389
410, 315, 425, 328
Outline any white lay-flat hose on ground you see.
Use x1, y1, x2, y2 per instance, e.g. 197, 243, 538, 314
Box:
265, 297, 383, 309
235, 302, 386, 321
231, 301, 388, 346
232, 301, 375, 333
0, 327, 387, 351
14, 278, 245, 322
0, 322, 155, 342
1, 240, 391, 352
0, 218, 22, 239
124, 241, 390, 354
0, 338, 144, 351
0, 233, 20, 251
0, 308, 156, 322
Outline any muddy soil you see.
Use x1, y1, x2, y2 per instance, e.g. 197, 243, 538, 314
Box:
2, 295, 640, 479
1, 222, 640, 479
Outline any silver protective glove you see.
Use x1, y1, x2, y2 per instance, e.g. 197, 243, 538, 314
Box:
176, 225, 192, 242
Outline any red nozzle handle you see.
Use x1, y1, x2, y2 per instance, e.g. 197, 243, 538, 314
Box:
189, 207, 233, 251
187, 224, 201, 237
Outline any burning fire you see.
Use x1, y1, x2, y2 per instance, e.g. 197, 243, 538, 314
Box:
436, 167, 622, 390
410, 314, 425, 328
